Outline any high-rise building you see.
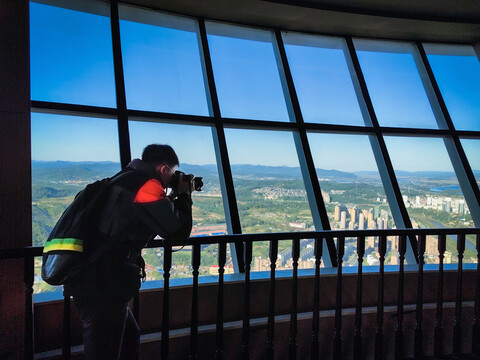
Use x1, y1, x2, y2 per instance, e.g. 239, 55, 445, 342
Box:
334, 204, 341, 221
444, 198, 452, 213
425, 235, 438, 256
366, 236, 375, 249
321, 189, 331, 203
368, 210, 374, 224
340, 211, 347, 229
359, 213, 365, 230
349, 207, 357, 223
377, 217, 384, 229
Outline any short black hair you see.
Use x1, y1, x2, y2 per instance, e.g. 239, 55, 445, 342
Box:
142, 144, 179, 167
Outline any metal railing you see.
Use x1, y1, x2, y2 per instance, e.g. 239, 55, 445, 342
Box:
2, 228, 480, 359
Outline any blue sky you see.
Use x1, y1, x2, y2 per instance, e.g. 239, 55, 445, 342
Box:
30, 2, 480, 172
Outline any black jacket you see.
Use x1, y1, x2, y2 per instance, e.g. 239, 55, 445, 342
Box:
65, 159, 193, 301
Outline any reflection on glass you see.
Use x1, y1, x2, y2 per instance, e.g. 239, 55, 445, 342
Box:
354, 39, 439, 129
206, 22, 290, 121
31, 112, 120, 293
425, 44, 480, 131
461, 139, 480, 186
129, 120, 227, 280
384, 136, 476, 262
308, 133, 396, 266
284, 33, 366, 126
30, 1, 116, 107
119, 5, 209, 115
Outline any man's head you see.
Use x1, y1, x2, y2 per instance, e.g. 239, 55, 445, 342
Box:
142, 144, 179, 187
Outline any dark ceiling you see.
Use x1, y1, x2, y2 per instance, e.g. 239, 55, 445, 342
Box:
122, 0, 480, 43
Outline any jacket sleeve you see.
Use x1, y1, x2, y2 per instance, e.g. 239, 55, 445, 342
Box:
133, 179, 193, 240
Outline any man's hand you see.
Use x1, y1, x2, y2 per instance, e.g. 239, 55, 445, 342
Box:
177, 174, 195, 195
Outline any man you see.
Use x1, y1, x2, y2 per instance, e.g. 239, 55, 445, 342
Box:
65, 144, 194, 359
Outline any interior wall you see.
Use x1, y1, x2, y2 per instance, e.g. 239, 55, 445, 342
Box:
0, 0, 31, 359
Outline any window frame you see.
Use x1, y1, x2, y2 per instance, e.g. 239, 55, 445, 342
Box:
30, 0, 480, 270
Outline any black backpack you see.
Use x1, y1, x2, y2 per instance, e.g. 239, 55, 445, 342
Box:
41, 172, 129, 286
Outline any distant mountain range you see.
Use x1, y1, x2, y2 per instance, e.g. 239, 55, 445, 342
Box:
32, 161, 478, 182
32, 161, 356, 181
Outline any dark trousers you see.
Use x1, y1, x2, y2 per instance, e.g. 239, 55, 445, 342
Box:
74, 297, 140, 360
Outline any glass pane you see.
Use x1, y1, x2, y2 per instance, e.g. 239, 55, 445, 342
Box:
284, 33, 366, 126
30, 1, 116, 107
119, 5, 210, 115
224, 128, 315, 271
461, 139, 480, 186
129, 121, 227, 280
354, 39, 439, 129
206, 22, 290, 121
31, 112, 120, 293
308, 133, 396, 266
384, 136, 476, 260
425, 44, 480, 131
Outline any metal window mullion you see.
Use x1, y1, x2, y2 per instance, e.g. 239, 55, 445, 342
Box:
110, 0, 131, 169
416, 42, 480, 226
197, 18, 244, 272
345, 37, 417, 263
274, 30, 336, 267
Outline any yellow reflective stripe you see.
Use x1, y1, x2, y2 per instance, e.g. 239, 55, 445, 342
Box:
43, 238, 84, 253
44, 244, 84, 253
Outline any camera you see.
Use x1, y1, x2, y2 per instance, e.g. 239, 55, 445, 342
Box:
169, 170, 203, 192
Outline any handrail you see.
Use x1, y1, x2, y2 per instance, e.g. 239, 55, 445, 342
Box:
2, 227, 479, 260
3, 227, 480, 360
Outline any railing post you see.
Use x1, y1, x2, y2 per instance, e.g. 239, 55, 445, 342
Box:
414, 234, 425, 360
333, 236, 345, 360
311, 237, 323, 360
215, 242, 227, 360
189, 243, 201, 360
473, 234, 480, 357
435, 234, 446, 358
453, 233, 465, 356
62, 291, 71, 360
241, 241, 253, 360
266, 239, 279, 360
395, 235, 406, 360
375, 235, 386, 360
161, 243, 172, 360
354, 236, 365, 360
289, 238, 300, 360
24, 256, 34, 360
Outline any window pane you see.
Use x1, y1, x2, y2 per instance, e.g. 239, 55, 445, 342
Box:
224, 129, 316, 271
30, 1, 116, 107
129, 121, 227, 280
207, 22, 290, 121
384, 136, 476, 261
425, 44, 480, 131
119, 5, 210, 115
284, 33, 366, 126
461, 139, 480, 186
32, 112, 120, 293
355, 39, 439, 129
308, 133, 396, 266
